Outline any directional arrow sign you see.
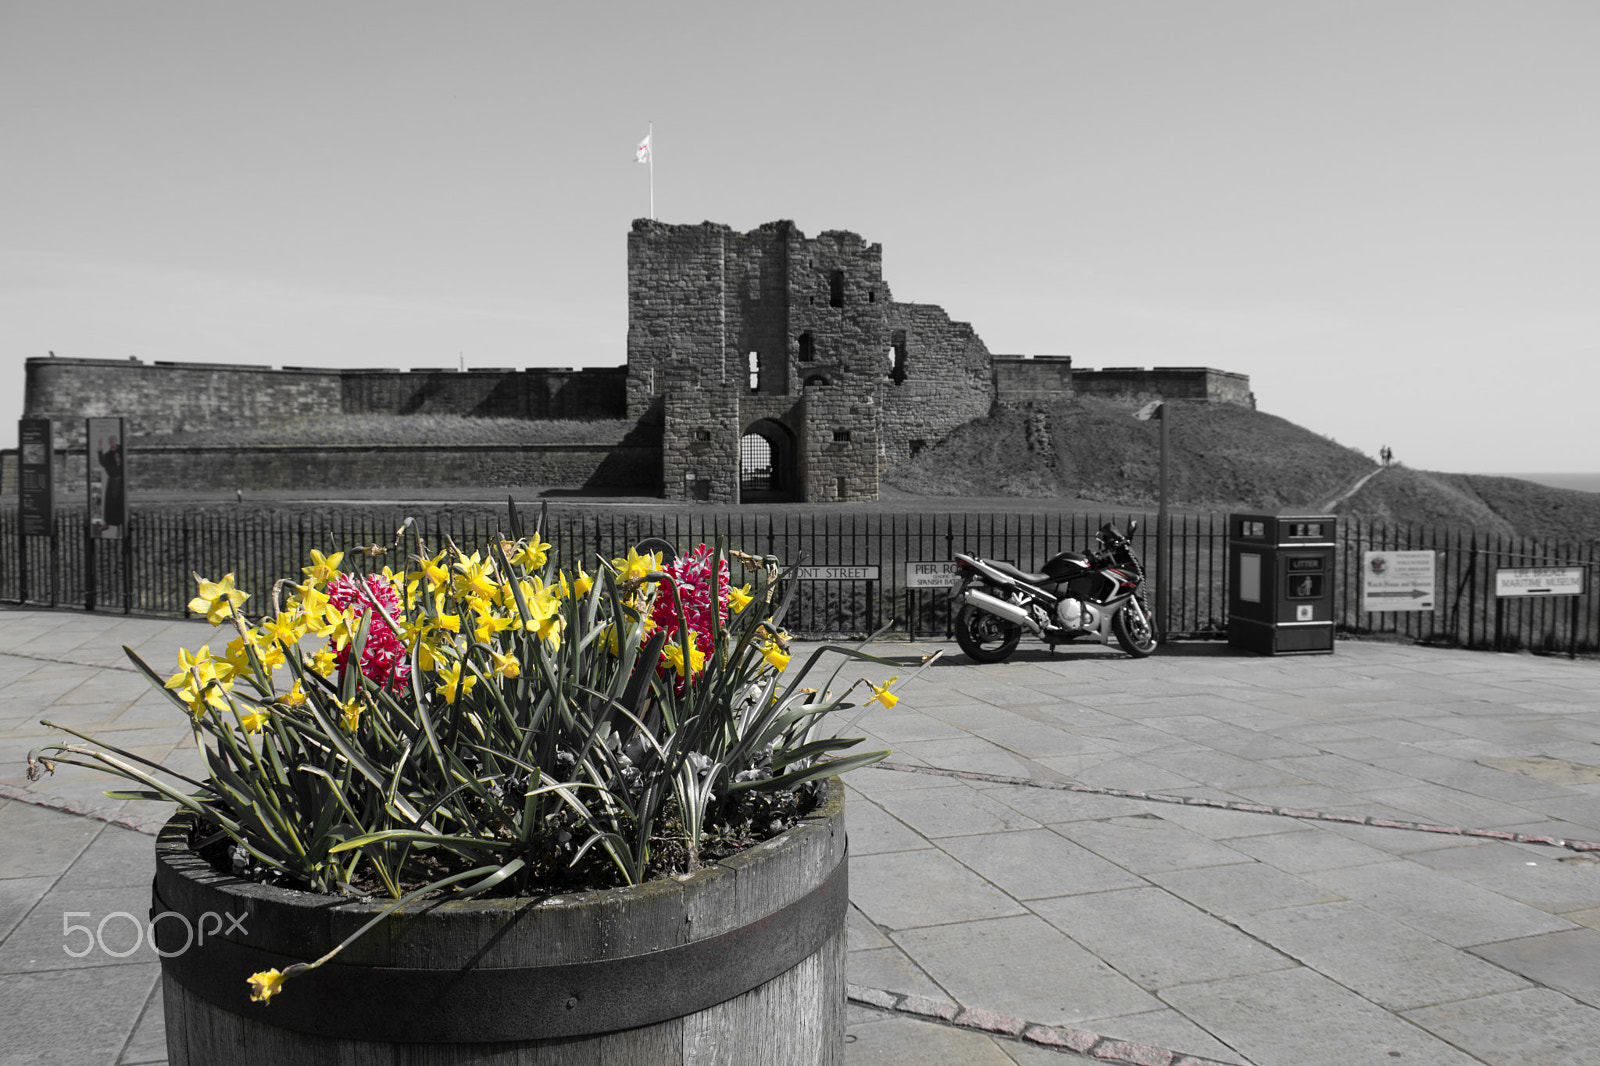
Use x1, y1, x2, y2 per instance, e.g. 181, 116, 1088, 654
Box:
1363, 551, 1436, 612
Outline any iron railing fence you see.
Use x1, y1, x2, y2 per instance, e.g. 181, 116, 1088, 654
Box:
1, 506, 1594, 655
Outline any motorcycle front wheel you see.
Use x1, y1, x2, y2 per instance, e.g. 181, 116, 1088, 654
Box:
1113, 599, 1158, 658
954, 604, 1023, 663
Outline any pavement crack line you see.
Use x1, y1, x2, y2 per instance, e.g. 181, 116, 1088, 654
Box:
876, 761, 1600, 853
847, 983, 1242, 1065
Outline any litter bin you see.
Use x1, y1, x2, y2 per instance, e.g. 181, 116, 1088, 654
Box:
1227, 513, 1336, 655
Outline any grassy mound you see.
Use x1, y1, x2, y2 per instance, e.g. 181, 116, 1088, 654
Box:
884, 398, 1600, 542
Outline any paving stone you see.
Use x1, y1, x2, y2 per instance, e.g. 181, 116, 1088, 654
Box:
1030, 886, 1294, 992
1307, 859, 1577, 947
1234, 899, 1531, 1010
1140, 749, 1310, 792
844, 793, 935, 856
1052, 816, 1254, 875
892, 737, 1052, 780
1148, 861, 1344, 917
849, 849, 1026, 931
896, 913, 1161, 1027
981, 782, 1161, 824
1402, 987, 1600, 1066
869, 780, 1042, 838
847, 945, 949, 1001
1469, 928, 1600, 1009
1159, 967, 1484, 1066
0, 961, 161, 1066
1136, 801, 1288, 841
0, 802, 103, 879
1070, 1008, 1247, 1065
1220, 826, 1398, 873
846, 903, 895, 951
1406, 841, 1600, 914
117, 981, 166, 1065
0, 874, 54, 943
844, 1010, 1022, 1065
939, 827, 1146, 899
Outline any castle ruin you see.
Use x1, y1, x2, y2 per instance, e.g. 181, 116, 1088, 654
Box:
18, 219, 1254, 500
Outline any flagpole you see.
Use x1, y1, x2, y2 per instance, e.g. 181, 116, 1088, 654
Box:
648, 121, 654, 220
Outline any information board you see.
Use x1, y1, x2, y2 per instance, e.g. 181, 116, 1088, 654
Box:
904, 561, 959, 588
1361, 550, 1436, 612
87, 417, 127, 540
1495, 567, 1584, 597
18, 418, 53, 537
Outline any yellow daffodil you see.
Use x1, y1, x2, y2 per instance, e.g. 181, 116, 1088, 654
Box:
164, 645, 235, 718
454, 552, 498, 601
188, 574, 248, 625
761, 639, 790, 672
301, 549, 344, 588
240, 709, 268, 734
406, 550, 449, 604
276, 680, 308, 707
471, 605, 514, 644
247, 968, 285, 1003
260, 611, 304, 647
661, 639, 707, 678
612, 546, 660, 583
435, 660, 476, 704
866, 676, 900, 710
490, 648, 521, 679
728, 583, 753, 613
307, 649, 338, 678
340, 698, 363, 732
292, 586, 338, 638
508, 536, 551, 571
573, 566, 594, 598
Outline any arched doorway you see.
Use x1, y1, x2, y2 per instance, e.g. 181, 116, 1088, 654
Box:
739, 419, 798, 502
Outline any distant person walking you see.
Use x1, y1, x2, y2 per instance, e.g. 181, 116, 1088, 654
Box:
1380, 445, 1392, 468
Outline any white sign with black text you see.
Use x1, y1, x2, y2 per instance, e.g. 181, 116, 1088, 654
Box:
1362, 551, 1436, 612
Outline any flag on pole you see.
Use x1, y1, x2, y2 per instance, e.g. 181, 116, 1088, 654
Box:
635, 132, 651, 164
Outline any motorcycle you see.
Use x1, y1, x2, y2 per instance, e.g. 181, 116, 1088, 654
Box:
949, 521, 1157, 662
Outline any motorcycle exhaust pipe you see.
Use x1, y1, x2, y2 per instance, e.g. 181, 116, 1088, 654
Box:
960, 587, 1043, 634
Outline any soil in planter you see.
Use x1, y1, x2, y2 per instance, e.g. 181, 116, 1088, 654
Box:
191, 783, 823, 901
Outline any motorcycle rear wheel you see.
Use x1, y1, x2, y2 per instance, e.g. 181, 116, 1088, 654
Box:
955, 604, 1023, 663
1113, 600, 1158, 658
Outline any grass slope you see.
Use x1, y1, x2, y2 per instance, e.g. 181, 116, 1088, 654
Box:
884, 398, 1600, 543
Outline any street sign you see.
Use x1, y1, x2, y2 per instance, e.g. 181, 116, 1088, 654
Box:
1495, 567, 1584, 598
904, 561, 959, 588
1362, 551, 1436, 612
794, 565, 879, 581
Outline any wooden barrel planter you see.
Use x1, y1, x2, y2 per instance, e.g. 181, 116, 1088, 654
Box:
151, 778, 847, 1064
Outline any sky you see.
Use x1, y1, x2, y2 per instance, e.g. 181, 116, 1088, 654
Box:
3, 1, 1598, 473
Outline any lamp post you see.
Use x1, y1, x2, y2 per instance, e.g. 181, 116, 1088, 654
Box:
1135, 400, 1169, 643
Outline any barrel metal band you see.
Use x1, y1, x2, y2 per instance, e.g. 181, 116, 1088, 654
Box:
154, 855, 846, 1043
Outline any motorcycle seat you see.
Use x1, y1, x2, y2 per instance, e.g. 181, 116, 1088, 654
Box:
989, 560, 1051, 584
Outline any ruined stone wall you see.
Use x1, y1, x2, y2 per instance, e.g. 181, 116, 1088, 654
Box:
880, 303, 996, 466
26, 357, 343, 448
25, 356, 627, 449
992, 355, 1075, 406
47, 442, 658, 495
1070, 367, 1255, 409
339, 367, 625, 419
801, 386, 880, 502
